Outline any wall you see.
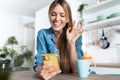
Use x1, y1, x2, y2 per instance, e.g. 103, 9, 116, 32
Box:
0, 10, 35, 56
0, 10, 35, 67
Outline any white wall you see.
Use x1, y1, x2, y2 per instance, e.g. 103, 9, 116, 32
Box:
0, 10, 35, 53
35, 6, 50, 35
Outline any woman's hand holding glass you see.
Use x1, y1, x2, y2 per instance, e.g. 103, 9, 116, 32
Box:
36, 64, 61, 80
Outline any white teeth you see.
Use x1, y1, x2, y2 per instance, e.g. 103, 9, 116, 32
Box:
53, 22, 60, 26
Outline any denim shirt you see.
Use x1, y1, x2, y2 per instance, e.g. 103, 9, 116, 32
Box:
33, 27, 83, 70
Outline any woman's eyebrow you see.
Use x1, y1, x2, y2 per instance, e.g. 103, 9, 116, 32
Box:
52, 11, 65, 13
51, 11, 65, 15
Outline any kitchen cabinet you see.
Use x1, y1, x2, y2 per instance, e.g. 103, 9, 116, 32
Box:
83, 0, 120, 15
83, 0, 120, 31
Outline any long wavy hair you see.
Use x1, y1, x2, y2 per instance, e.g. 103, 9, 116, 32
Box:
48, 0, 73, 73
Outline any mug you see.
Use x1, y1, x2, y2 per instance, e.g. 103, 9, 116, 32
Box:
76, 60, 94, 78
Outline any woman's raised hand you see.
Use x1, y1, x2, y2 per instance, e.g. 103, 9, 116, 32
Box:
66, 21, 84, 45
36, 64, 61, 80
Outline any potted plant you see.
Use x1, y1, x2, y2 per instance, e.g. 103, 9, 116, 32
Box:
78, 4, 87, 24
5, 36, 18, 59
14, 45, 33, 67
0, 36, 33, 69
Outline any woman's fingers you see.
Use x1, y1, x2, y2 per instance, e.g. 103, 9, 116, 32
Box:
41, 68, 61, 80
36, 64, 61, 80
48, 72, 58, 79
41, 70, 49, 79
75, 21, 84, 34
66, 26, 72, 35
45, 65, 61, 80
42, 63, 53, 70
48, 66, 60, 73
76, 21, 80, 30
55, 69, 61, 74
46, 69, 61, 80
76, 21, 82, 32
72, 21, 83, 32
73, 21, 76, 29
67, 20, 83, 34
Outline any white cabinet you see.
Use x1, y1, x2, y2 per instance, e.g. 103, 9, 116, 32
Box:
83, 0, 120, 15
83, 0, 120, 31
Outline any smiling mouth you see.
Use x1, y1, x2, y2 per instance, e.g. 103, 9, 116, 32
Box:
53, 22, 61, 27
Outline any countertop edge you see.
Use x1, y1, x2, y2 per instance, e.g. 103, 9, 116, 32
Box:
91, 63, 120, 68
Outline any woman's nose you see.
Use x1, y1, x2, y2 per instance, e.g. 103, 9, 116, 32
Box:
55, 15, 60, 20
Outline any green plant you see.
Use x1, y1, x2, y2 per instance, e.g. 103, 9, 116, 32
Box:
78, 4, 85, 24
78, 4, 84, 13
0, 36, 33, 67
6, 36, 18, 45
14, 45, 33, 67
14, 54, 24, 67
20, 45, 33, 61
3, 36, 18, 59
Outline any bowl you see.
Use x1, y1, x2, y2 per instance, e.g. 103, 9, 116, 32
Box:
109, 12, 120, 18
97, 15, 108, 21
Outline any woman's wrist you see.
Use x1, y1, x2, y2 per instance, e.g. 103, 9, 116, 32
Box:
68, 40, 75, 47
35, 66, 43, 79
67, 38, 76, 45
35, 66, 41, 72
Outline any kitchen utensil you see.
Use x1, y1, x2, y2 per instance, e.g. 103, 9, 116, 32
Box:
115, 28, 120, 33
99, 29, 110, 49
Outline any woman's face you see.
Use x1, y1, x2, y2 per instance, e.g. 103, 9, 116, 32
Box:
49, 4, 68, 32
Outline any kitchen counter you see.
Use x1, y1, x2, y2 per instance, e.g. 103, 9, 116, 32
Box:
9, 70, 120, 80
91, 63, 120, 68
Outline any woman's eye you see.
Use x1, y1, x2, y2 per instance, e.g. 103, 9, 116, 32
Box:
61, 15, 65, 17
51, 12, 65, 17
51, 13, 56, 16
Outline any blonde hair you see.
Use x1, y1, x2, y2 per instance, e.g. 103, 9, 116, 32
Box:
48, 0, 73, 73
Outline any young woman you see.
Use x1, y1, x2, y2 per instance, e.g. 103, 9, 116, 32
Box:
34, 0, 84, 79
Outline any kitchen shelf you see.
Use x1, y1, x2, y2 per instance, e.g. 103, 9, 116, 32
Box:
83, 0, 120, 15
84, 16, 120, 31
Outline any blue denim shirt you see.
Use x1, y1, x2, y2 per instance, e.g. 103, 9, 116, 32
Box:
33, 27, 83, 70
